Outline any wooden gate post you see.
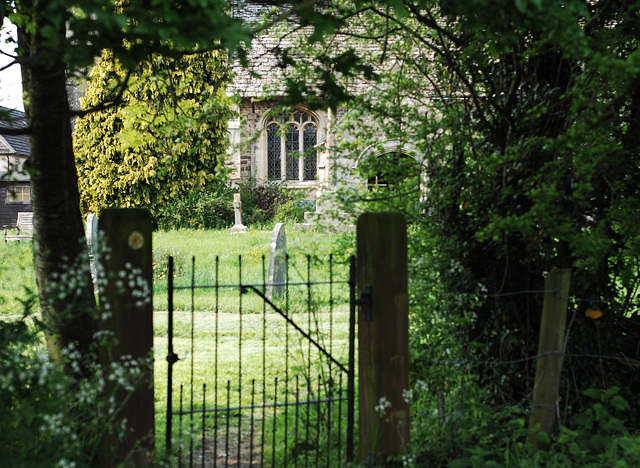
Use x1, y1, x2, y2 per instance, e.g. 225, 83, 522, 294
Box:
98, 208, 154, 466
527, 268, 571, 447
357, 212, 410, 464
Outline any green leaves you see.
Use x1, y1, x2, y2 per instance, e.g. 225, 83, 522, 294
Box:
74, 50, 232, 218
10, 0, 252, 76
513, 0, 542, 13
387, 0, 410, 19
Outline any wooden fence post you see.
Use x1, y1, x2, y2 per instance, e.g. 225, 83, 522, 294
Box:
98, 208, 154, 466
527, 268, 571, 447
357, 212, 410, 465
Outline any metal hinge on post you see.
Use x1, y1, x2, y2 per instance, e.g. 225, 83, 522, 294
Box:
357, 285, 373, 321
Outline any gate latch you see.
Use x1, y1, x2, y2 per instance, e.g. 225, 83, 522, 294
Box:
166, 352, 179, 365
357, 285, 373, 321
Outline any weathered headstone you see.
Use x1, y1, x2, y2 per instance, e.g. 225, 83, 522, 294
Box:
267, 222, 287, 299
230, 193, 248, 234
86, 214, 99, 290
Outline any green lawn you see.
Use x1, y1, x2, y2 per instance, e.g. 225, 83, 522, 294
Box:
0, 226, 355, 316
0, 241, 37, 319
151, 227, 356, 460
0, 227, 356, 463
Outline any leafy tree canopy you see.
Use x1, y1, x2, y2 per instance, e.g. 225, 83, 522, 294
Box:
74, 50, 233, 219
2, 0, 250, 74
256, 0, 640, 428
0, 0, 254, 369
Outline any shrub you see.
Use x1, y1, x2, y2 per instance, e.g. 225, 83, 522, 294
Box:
155, 180, 310, 230
0, 296, 157, 466
403, 385, 640, 467
156, 185, 235, 230
273, 199, 314, 224
237, 180, 305, 227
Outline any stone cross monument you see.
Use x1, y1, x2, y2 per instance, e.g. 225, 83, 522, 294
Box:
230, 193, 248, 234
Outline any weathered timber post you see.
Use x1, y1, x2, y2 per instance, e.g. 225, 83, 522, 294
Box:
98, 208, 155, 466
357, 212, 410, 464
527, 268, 571, 447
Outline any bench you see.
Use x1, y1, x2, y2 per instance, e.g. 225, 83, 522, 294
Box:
3, 212, 34, 244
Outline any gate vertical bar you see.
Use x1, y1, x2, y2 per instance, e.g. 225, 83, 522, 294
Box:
347, 254, 356, 463
284, 254, 290, 468
189, 257, 196, 467
166, 255, 175, 452
326, 254, 334, 467
305, 255, 311, 468
179, 385, 184, 467
261, 255, 267, 465
214, 256, 220, 467
238, 255, 244, 465
201, 384, 206, 468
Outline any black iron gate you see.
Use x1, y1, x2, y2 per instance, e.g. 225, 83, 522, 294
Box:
165, 254, 357, 467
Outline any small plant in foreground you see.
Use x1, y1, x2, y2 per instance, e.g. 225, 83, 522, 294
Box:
0, 254, 159, 467
404, 386, 640, 467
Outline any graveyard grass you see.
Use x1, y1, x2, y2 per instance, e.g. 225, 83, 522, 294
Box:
152, 227, 356, 460
0, 226, 355, 462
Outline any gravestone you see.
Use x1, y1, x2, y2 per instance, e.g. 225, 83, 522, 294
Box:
267, 222, 287, 299
230, 193, 248, 234
86, 214, 99, 290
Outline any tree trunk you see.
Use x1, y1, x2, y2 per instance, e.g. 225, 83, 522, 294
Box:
19, 20, 97, 371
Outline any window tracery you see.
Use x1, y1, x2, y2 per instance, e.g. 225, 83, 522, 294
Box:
265, 110, 318, 181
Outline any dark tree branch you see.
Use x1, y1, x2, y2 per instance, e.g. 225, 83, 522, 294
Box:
69, 70, 132, 118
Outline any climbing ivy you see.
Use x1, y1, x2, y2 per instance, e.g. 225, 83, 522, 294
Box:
74, 50, 233, 219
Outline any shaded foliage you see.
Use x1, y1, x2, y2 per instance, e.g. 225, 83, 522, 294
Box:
257, 0, 640, 432
155, 180, 307, 230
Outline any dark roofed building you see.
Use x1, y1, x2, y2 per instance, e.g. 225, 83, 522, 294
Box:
0, 106, 29, 156
0, 106, 32, 228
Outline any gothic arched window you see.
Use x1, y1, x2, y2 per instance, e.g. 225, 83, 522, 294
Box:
266, 110, 317, 181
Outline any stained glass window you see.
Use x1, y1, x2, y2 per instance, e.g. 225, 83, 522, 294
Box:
264, 110, 318, 181
267, 123, 281, 180
285, 124, 299, 180
303, 124, 317, 180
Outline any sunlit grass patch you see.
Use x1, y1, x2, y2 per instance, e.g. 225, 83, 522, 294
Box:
152, 228, 355, 311
0, 242, 37, 319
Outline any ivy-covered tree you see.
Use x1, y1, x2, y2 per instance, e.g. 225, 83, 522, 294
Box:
74, 51, 232, 219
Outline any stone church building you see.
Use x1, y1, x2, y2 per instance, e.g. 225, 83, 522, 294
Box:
224, 5, 424, 221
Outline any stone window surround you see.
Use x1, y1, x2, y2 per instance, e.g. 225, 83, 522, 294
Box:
254, 107, 327, 184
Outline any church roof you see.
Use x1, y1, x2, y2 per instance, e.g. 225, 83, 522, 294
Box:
230, 3, 379, 100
